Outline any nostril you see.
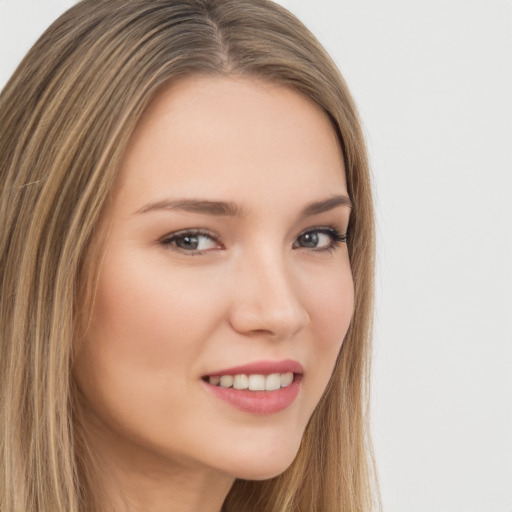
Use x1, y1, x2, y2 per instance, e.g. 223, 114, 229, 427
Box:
228, 296, 309, 339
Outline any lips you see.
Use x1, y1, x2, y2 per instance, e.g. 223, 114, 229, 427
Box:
205, 359, 304, 377
202, 359, 303, 415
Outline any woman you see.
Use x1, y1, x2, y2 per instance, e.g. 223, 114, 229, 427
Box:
0, 1, 377, 511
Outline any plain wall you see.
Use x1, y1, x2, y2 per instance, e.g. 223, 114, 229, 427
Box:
1, 1, 511, 511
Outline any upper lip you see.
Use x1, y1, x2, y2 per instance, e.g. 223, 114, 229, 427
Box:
205, 359, 304, 377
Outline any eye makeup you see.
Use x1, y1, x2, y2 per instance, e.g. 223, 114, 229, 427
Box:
158, 224, 347, 256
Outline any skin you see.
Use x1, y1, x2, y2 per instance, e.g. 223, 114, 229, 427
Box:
74, 75, 354, 512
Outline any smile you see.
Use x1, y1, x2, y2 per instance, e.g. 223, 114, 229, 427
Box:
206, 372, 294, 391
202, 360, 303, 414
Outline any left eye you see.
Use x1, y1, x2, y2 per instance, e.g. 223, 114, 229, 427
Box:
293, 228, 346, 250
160, 231, 220, 252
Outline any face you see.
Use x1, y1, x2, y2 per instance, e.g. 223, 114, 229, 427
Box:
74, 76, 354, 482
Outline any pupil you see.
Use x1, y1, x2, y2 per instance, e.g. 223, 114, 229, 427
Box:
178, 235, 198, 250
301, 232, 318, 248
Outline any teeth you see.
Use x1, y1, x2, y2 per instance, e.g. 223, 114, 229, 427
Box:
248, 374, 265, 391
265, 373, 281, 391
208, 372, 295, 390
280, 372, 293, 387
219, 375, 233, 388
209, 375, 221, 386
233, 374, 249, 389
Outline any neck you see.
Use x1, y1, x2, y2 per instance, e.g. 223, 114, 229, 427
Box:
76, 407, 235, 512
97, 462, 234, 512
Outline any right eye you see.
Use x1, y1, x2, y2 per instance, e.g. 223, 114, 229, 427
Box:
160, 230, 221, 253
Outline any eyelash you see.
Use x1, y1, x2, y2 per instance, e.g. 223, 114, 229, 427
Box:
159, 226, 348, 255
294, 226, 348, 253
159, 229, 221, 255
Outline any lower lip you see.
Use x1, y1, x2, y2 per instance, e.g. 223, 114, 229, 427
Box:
203, 376, 301, 415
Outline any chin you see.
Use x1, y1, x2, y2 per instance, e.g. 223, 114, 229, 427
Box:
234, 464, 294, 482
224, 440, 302, 481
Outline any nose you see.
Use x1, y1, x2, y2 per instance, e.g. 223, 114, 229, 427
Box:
228, 250, 310, 340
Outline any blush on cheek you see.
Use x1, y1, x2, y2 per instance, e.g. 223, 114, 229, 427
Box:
89, 256, 228, 370
306, 273, 354, 346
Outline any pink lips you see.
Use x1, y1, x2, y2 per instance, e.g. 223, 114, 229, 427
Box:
206, 359, 303, 377
202, 359, 303, 415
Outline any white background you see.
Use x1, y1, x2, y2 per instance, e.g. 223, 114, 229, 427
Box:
1, 1, 511, 511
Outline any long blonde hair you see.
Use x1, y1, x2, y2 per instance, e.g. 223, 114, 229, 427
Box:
0, 1, 377, 510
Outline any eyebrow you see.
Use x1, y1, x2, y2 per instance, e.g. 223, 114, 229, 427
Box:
299, 195, 352, 218
136, 198, 245, 217
135, 194, 352, 217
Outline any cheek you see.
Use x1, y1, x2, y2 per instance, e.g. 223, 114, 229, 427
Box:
300, 262, 354, 401
73, 253, 233, 456
306, 265, 354, 348
74, 251, 228, 418
87, 255, 224, 361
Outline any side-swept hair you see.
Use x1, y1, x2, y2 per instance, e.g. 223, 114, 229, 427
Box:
0, 1, 377, 510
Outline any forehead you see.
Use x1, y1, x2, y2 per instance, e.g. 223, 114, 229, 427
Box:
115, 75, 347, 212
